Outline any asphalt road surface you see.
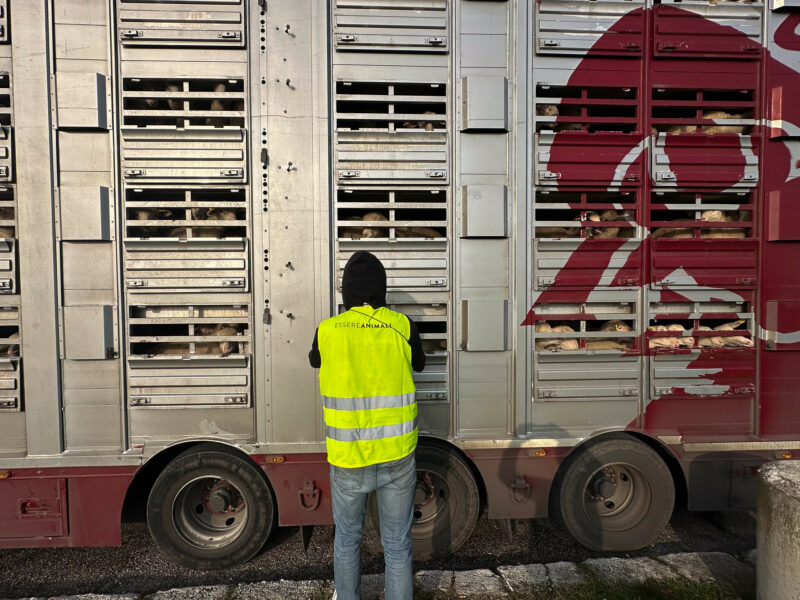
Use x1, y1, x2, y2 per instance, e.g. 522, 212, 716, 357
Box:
0, 510, 755, 599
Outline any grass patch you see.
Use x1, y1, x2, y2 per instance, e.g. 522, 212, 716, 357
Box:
309, 580, 334, 600
512, 576, 753, 600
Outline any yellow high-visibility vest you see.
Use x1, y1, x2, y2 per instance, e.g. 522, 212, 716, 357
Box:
317, 305, 417, 468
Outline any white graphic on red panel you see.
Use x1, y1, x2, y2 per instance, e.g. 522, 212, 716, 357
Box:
525, 4, 800, 435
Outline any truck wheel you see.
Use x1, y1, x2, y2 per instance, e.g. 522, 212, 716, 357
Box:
147, 444, 275, 570
367, 445, 480, 560
553, 437, 674, 552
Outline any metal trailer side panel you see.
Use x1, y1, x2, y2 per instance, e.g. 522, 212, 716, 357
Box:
264, 0, 329, 447
14, 0, 61, 456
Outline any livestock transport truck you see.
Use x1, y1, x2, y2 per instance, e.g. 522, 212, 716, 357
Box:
1, 0, 800, 570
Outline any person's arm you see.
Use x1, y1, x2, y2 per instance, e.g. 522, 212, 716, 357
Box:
407, 318, 426, 372
308, 328, 321, 368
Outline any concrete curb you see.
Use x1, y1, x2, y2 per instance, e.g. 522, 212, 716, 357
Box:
3, 550, 756, 600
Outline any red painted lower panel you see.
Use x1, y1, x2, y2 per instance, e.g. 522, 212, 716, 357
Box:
466, 448, 567, 520
256, 453, 334, 526
0, 466, 138, 549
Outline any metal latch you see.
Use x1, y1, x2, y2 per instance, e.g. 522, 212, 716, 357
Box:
263, 306, 272, 325
0, 280, 11, 289
338, 34, 357, 43
425, 170, 445, 179
20, 500, 52, 516
0, 166, 9, 178
656, 171, 676, 181
538, 170, 561, 180
130, 397, 151, 406
339, 170, 360, 178
120, 29, 142, 38
742, 173, 757, 181
425, 36, 444, 45
659, 43, 677, 52
217, 31, 241, 40
538, 389, 558, 399
510, 476, 530, 504
623, 42, 641, 51
426, 278, 446, 286
220, 168, 243, 177
298, 479, 321, 511
127, 280, 149, 288
654, 387, 673, 398
125, 169, 145, 177
224, 396, 247, 404
660, 278, 676, 285
540, 39, 561, 47
222, 279, 245, 288
619, 388, 637, 397
736, 277, 754, 285
537, 277, 555, 287
0, 398, 16, 409
624, 173, 640, 182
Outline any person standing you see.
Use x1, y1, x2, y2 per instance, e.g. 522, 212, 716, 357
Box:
309, 250, 426, 600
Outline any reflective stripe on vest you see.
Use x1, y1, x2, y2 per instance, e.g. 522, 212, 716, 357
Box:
322, 392, 415, 412
326, 417, 417, 442
317, 306, 417, 468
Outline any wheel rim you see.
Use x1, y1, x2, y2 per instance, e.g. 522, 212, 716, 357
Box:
412, 470, 452, 538
172, 476, 248, 549
581, 462, 651, 533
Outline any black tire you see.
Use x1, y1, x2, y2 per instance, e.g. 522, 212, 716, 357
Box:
552, 437, 675, 552
366, 445, 480, 561
147, 443, 276, 570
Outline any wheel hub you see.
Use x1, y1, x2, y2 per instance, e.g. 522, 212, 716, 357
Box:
204, 479, 244, 516
172, 476, 248, 549
587, 467, 617, 500
582, 462, 649, 531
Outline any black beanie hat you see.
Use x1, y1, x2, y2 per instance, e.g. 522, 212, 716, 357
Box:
342, 250, 387, 310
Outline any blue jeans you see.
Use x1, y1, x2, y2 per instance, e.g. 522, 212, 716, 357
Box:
330, 453, 416, 600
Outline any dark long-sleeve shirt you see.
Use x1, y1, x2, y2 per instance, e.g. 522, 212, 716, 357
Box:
308, 317, 426, 373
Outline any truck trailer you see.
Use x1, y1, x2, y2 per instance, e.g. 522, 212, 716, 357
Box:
1, 0, 799, 570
